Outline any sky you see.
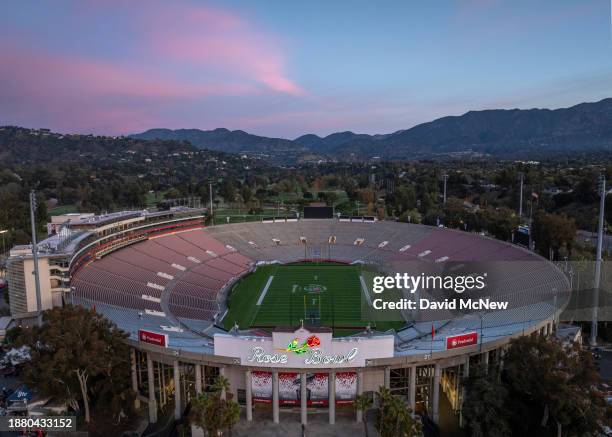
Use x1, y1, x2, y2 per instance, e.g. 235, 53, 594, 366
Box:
1, 0, 612, 138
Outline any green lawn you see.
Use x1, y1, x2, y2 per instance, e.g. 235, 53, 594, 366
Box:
221, 262, 404, 336
49, 204, 78, 216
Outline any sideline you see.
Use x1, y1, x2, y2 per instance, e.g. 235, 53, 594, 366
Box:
257, 275, 275, 305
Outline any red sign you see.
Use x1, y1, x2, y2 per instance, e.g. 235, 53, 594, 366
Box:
446, 332, 478, 350
138, 329, 168, 347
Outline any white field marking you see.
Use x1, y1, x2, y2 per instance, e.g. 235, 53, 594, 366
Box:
291, 284, 298, 294
147, 282, 164, 291
256, 275, 275, 306
157, 271, 174, 280
359, 275, 373, 307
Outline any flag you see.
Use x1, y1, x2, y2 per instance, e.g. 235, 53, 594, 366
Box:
431, 323, 435, 340
532, 192, 539, 199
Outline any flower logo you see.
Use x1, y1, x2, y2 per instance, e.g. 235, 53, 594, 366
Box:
279, 335, 321, 354
306, 335, 320, 348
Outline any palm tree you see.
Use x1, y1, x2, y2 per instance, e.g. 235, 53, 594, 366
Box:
355, 394, 373, 437
212, 375, 230, 399
189, 393, 222, 437
221, 400, 241, 437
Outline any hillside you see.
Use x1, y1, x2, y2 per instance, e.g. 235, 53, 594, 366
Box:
131, 128, 307, 156
0, 126, 197, 165
132, 98, 612, 161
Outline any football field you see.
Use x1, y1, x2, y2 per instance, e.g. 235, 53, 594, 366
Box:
222, 262, 404, 335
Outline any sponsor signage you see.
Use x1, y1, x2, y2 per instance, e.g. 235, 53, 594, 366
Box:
138, 329, 168, 347
446, 332, 478, 350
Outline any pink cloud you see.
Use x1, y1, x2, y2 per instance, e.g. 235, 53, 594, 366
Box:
140, 3, 305, 96
0, 1, 305, 134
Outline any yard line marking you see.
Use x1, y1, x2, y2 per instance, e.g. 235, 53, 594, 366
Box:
359, 275, 373, 307
256, 275, 274, 306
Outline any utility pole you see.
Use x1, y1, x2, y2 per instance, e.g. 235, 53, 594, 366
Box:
518, 172, 524, 219
29, 191, 43, 327
209, 181, 214, 226
443, 173, 448, 204
591, 174, 606, 345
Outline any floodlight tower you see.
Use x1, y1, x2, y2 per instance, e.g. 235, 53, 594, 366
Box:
29, 190, 43, 327
209, 180, 214, 226
443, 173, 448, 204
518, 172, 525, 219
590, 174, 606, 345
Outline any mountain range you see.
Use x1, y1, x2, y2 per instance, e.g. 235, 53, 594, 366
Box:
131, 98, 612, 162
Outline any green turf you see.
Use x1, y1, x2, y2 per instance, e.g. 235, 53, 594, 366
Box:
221, 262, 404, 336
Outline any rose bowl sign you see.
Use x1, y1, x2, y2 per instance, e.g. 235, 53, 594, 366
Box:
446, 332, 478, 350
139, 329, 168, 347
214, 327, 394, 368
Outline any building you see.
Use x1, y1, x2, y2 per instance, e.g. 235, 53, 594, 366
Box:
6, 213, 571, 430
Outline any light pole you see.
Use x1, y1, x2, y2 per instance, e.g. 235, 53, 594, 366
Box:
29, 191, 43, 327
591, 174, 606, 346
518, 172, 524, 219
0, 230, 7, 258
209, 181, 214, 226
443, 173, 448, 204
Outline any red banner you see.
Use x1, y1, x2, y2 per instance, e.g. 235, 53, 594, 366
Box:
446, 332, 478, 350
138, 329, 168, 347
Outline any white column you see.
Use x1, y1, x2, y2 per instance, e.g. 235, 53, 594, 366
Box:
195, 365, 202, 395
300, 373, 307, 425
174, 360, 181, 420
432, 363, 441, 425
272, 370, 279, 423
384, 367, 390, 389
246, 370, 253, 422
219, 366, 227, 400
483, 350, 490, 374
356, 371, 363, 423
409, 365, 416, 409
328, 371, 336, 425
147, 353, 157, 423
130, 349, 141, 409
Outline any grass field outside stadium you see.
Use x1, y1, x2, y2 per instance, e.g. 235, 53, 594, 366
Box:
221, 262, 404, 336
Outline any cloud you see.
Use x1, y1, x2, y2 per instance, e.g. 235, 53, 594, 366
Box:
0, 1, 304, 134
141, 3, 305, 96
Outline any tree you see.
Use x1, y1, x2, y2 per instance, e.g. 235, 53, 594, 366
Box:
221, 399, 241, 437
189, 375, 241, 437
375, 387, 421, 437
212, 374, 230, 400
503, 335, 608, 437
462, 364, 511, 437
354, 393, 372, 437
531, 211, 576, 259
11, 305, 134, 424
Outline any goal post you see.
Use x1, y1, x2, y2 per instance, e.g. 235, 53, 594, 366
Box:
303, 292, 322, 325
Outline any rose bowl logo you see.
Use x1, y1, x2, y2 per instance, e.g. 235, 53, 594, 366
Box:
279, 335, 321, 354
303, 284, 327, 293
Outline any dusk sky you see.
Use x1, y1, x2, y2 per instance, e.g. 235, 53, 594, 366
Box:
1, 0, 611, 138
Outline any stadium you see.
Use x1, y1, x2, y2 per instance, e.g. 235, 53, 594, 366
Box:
44, 212, 570, 431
